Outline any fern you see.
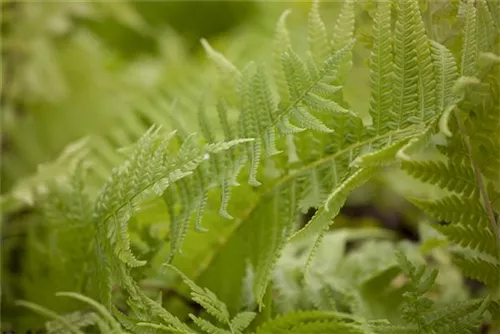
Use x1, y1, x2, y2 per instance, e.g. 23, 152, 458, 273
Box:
3, 0, 500, 333
254, 310, 368, 334
400, 0, 500, 289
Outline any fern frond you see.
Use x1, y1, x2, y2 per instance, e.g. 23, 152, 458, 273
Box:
452, 252, 500, 288
476, 0, 495, 54
189, 315, 230, 334
274, 9, 293, 100
201, 38, 240, 77
401, 159, 478, 198
291, 167, 373, 243
308, 0, 329, 65
167, 264, 231, 325
410, 194, 489, 228
460, 0, 478, 77
1, 137, 91, 214
391, 0, 420, 130
436, 223, 498, 257
46, 311, 101, 334
16, 300, 86, 334
331, 0, 355, 51
254, 311, 368, 334
120, 272, 194, 334
55, 292, 123, 333
423, 298, 488, 334
430, 40, 459, 116
413, 0, 437, 123
238, 63, 278, 186
330, 0, 355, 83
94, 125, 251, 267
368, 1, 392, 136
113, 309, 157, 334
230, 312, 256, 334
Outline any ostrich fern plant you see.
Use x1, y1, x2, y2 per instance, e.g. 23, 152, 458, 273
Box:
2, 0, 500, 333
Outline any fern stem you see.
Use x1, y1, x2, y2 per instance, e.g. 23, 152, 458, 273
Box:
454, 112, 500, 253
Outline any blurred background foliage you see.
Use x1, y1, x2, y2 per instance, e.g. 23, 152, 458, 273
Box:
1, 0, 258, 192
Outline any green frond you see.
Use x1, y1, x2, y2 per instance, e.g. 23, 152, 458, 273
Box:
1, 137, 91, 214
252, 65, 281, 157
16, 300, 86, 334
55, 292, 122, 333
391, 0, 420, 130
423, 298, 487, 334
136, 322, 180, 333
255, 311, 367, 334
95, 125, 251, 267
230, 312, 256, 334
279, 38, 354, 120
460, 0, 477, 76
274, 9, 293, 100
189, 315, 230, 334
413, 0, 437, 123
46, 311, 103, 334
435, 222, 498, 257
370, 322, 418, 334
302, 92, 349, 113
291, 167, 373, 243
476, 0, 495, 55
113, 309, 154, 334
401, 159, 478, 198
368, 1, 393, 136
238, 64, 268, 186
409, 195, 489, 228
452, 252, 500, 288
330, 0, 355, 83
251, 183, 301, 308
290, 108, 333, 133
121, 276, 193, 334
331, 0, 355, 51
167, 265, 231, 325
201, 38, 240, 77
308, 0, 329, 65
164, 180, 191, 260
281, 49, 313, 102
353, 139, 410, 167
430, 40, 459, 115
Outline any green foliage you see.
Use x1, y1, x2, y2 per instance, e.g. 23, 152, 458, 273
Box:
2, 0, 500, 333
